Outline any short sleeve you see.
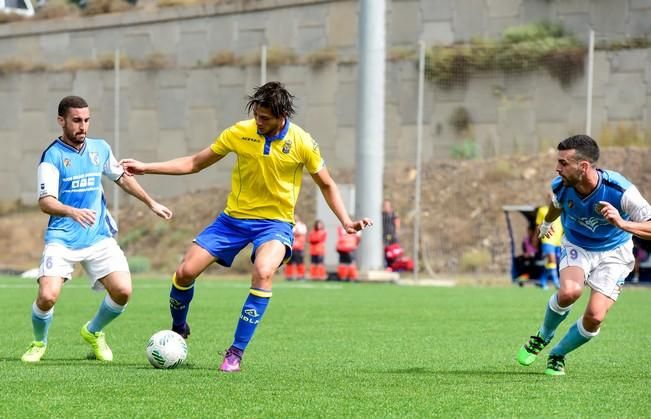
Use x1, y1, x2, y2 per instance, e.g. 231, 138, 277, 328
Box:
535, 207, 546, 225
299, 132, 324, 174
210, 127, 235, 156
37, 161, 59, 200
103, 146, 124, 182
622, 185, 651, 222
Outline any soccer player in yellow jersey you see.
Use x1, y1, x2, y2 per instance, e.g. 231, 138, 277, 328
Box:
120, 82, 373, 372
536, 192, 563, 290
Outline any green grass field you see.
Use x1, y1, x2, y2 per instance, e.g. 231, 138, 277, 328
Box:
1, 275, 649, 417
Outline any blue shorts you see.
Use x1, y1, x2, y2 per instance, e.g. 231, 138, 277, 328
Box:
194, 213, 294, 267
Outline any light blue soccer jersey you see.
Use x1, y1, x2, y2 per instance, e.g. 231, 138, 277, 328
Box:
37, 138, 123, 249
551, 169, 651, 251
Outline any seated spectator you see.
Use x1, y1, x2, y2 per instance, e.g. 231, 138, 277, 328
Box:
384, 242, 414, 272
515, 225, 541, 284
522, 225, 538, 258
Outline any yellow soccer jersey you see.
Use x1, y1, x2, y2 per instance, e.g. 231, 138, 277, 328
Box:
535, 205, 563, 246
210, 119, 324, 222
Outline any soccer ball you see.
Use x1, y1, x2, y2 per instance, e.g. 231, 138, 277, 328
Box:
146, 330, 188, 369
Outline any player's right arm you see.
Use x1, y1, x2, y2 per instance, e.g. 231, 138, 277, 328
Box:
538, 201, 562, 239
38, 196, 96, 228
37, 159, 96, 227
120, 146, 223, 176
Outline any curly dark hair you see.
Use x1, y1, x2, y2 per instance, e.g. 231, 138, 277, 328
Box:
246, 81, 296, 119
558, 134, 600, 163
58, 96, 89, 117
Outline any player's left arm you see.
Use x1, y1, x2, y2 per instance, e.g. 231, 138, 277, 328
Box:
310, 167, 372, 233
599, 185, 651, 239
116, 175, 173, 220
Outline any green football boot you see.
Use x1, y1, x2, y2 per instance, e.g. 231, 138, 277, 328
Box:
544, 354, 566, 376
21, 341, 47, 363
81, 322, 113, 361
516, 332, 550, 366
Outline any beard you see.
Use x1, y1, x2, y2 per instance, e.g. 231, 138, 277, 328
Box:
63, 126, 86, 145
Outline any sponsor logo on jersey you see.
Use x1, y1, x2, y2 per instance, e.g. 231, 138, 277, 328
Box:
242, 136, 261, 143
570, 215, 610, 232
568, 200, 574, 208
63, 158, 71, 167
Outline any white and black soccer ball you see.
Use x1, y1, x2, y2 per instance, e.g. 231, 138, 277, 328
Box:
146, 330, 188, 369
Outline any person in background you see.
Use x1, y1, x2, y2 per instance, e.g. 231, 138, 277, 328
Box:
285, 214, 307, 281
535, 192, 563, 290
308, 219, 328, 280
22, 95, 172, 363
516, 135, 651, 376
522, 224, 538, 259
382, 199, 400, 247
336, 224, 361, 281
515, 224, 540, 284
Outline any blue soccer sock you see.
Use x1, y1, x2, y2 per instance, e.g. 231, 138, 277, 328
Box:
232, 289, 271, 351
31, 302, 53, 344
88, 295, 126, 333
539, 293, 572, 342
548, 268, 560, 289
169, 273, 195, 327
550, 316, 599, 357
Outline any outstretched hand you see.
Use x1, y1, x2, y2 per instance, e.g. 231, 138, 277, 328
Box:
344, 218, 373, 234
150, 202, 173, 220
119, 159, 145, 176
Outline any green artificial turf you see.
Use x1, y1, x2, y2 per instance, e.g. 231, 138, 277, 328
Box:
1, 276, 649, 417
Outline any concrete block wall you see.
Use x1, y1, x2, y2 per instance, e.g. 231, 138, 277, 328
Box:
1, 0, 651, 202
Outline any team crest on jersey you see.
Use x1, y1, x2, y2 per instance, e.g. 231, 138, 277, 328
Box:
282, 140, 292, 154
89, 152, 100, 166
594, 203, 606, 214
567, 200, 574, 208
63, 158, 71, 167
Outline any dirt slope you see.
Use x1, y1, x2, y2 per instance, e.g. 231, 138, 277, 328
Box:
2, 147, 650, 275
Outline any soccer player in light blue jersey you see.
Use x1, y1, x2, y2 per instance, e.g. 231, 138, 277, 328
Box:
21, 96, 173, 363
120, 82, 373, 372
516, 135, 651, 375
